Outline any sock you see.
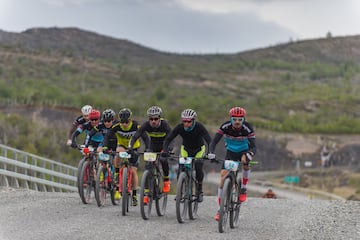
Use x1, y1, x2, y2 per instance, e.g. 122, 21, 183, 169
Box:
132, 189, 137, 197
242, 169, 250, 189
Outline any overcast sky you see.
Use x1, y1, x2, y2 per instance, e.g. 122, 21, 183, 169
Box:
0, 0, 359, 54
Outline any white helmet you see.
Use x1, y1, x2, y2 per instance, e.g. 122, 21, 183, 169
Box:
81, 105, 93, 115
181, 109, 197, 119
147, 106, 162, 117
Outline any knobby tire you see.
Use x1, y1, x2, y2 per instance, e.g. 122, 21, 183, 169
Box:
176, 172, 188, 223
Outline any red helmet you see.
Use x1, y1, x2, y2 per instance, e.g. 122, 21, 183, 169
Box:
89, 109, 101, 120
229, 107, 246, 117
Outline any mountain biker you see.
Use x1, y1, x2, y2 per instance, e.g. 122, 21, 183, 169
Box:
71, 109, 103, 149
85, 109, 118, 153
162, 108, 212, 202
208, 106, 256, 221
128, 106, 172, 193
262, 188, 277, 199
66, 105, 92, 146
99, 108, 149, 205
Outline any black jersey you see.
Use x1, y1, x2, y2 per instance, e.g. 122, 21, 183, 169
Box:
163, 121, 211, 153
129, 119, 171, 152
85, 121, 118, 151
67, 115, 87, 139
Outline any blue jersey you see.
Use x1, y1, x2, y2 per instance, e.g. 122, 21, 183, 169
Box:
210, 120, 256, 154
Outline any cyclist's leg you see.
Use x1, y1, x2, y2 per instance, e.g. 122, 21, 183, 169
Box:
129, 150, 139, 205
240, 153, 251, 202
159, 156, 171, 192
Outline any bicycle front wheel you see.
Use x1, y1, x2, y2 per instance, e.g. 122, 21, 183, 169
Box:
80, 161, 93, 204
77, 158, 85, 197
95, 165, 107, 207
176, 172, 188, 223
155, 174, 167, 217
219, 178, 231, 233
230, 182, 241, 228
121, 167, 129, 216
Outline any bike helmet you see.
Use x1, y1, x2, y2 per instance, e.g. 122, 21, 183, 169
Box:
102, 109, 115, 121
181, 109, 197, 119
118, 108, 132, 122
229, 107, 246, 117
81, 105, 92, 115
147, 106, 162, 117
89, 109, 101, 120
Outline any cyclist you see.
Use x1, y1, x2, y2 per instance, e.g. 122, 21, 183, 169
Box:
128, 106, 172, 193
85, 109, 118, 153
100, 108, 148, 205
208, 106, 256, 221
262, 188, 277, 199
162, 108, 211, 202
71, 109, 103, 149
66, 105, 92, 146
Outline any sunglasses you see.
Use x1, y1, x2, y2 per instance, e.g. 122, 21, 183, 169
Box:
182, 120, 193, 123
149, 117, 159, 121
90, 118, 99, 122
231, 117, 244, 122
120, 120, 129, 124
104, 119, 113, 123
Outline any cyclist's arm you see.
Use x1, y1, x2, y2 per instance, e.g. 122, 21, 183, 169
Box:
71, 127, 82, 145
209, 132, 223, 153
162, 125, 180, 152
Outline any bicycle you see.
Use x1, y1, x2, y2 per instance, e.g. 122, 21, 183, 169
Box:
79, 146, 98, 204
175, 156, 207, 223
76, 145, 90, 197
139, 152, 168, 220
216, 158, 257, 233
94, 152, 119, 207
118, 151, 134, 216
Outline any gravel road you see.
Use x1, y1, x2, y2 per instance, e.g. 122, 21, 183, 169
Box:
0, 188, 359, 240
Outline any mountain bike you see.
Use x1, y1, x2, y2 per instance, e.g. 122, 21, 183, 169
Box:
176, 156, 207, 223
76, 145, 89, 197
79, 146, 98, 204
139, 152, 168, 220
216, 158, 257, 233
94, 152, 119, 207
118, 151, 134, 216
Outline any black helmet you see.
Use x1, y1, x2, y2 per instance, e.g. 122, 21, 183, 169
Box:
102, 109, 115, 122
118, 108, 132, 123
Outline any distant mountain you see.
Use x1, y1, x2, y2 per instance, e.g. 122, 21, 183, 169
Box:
0, 27, 360, 181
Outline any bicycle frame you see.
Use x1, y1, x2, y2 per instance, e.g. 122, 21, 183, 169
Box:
118, 151, 133, 216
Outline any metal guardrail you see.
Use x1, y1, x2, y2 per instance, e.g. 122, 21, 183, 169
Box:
0, 144, 77, 192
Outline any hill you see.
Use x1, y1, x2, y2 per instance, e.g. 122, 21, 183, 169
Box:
0, 27, 360, 200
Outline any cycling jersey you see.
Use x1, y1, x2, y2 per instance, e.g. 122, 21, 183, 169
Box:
129, 118, 171, 152
163, 121, 211, 154
85, 120, 118, 151
67, 115, 87, 139
210, 120, 256, 154
102, 120, 148, 150
72, 121, 103, 148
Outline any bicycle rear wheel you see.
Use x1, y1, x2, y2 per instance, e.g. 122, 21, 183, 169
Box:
140, 170, 153, 220
176, 172, 188, 223
230, 182, 241, 228
121, 167, 129, 216
80, 161, 93, 204
219, 178, 231, 233
155, 174, 167, 217
188, 179, 198, 220
95, 165, 107, 207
